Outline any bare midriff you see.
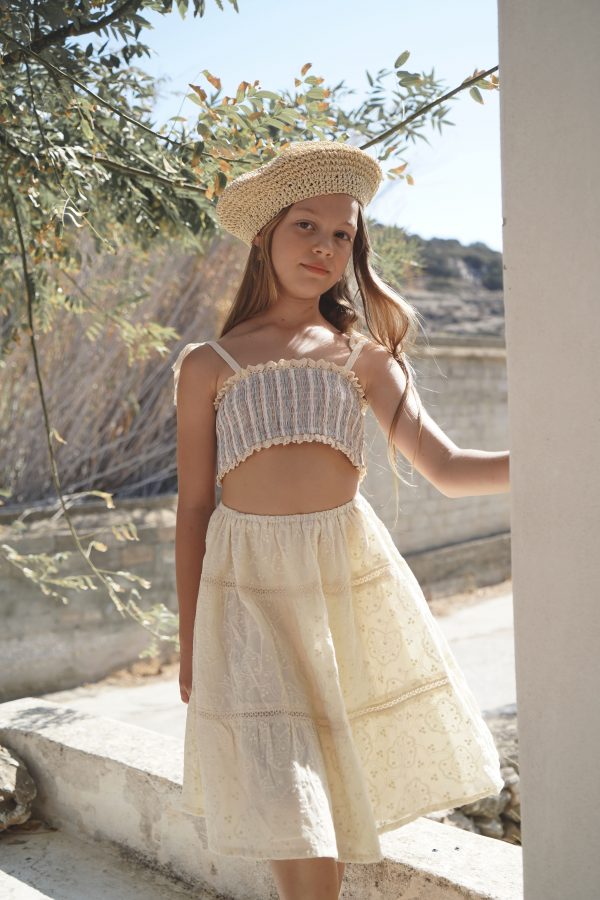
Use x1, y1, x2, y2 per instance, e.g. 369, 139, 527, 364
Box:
219, 442, 360, 515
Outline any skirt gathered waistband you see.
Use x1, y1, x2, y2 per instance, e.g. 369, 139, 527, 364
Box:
215, 492, 361, 524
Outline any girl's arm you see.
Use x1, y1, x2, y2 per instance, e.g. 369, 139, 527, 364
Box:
436, 447, 509, 498
361, 341, 510, 499
174, 346, 218, 660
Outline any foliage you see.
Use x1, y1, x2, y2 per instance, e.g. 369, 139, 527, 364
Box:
367, 218, 425, 291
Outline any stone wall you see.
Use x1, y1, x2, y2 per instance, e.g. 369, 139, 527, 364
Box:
363, 335, 510, 551
0, 497, 177, 702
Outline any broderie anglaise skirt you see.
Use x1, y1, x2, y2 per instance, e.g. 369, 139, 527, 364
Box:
178, 491, 504, 863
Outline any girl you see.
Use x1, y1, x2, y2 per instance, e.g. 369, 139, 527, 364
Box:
172, 140, 509, 900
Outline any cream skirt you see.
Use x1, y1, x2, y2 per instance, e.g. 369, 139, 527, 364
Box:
178, 491, 504, 863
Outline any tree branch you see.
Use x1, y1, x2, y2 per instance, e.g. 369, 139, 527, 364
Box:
0, 28, 188, 150
1, 0, 144, 67
0, 125, 206, 195
78, 149, 205, 193
360, 65, 499, 150
94, 120, 188, 181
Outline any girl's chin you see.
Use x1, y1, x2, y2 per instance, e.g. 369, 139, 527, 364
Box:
275, 285, 326, 301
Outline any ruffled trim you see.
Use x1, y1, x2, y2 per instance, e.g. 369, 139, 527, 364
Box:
216, 434, 368, 487
213, 354, 369, 413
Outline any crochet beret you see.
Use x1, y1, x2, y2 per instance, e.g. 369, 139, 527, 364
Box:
215, 140, 384, 246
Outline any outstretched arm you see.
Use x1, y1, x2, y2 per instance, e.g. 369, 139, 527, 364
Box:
360, 340, 510, 499
438, 446, 509, 498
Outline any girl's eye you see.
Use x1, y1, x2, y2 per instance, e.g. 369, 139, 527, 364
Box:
297, 221, 351, 241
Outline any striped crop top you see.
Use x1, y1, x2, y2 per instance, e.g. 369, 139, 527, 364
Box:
172, 330, 369, 487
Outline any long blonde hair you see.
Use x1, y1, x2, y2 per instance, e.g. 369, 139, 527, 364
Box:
218, 203, 426, 512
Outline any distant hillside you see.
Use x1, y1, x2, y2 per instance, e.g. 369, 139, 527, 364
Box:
368, 223, 506, 342
412, 235, 503, 292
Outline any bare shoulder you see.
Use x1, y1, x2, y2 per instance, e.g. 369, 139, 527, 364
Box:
179, 341, 217, 371
172, 342, 220, 407
354, 335, 408, 396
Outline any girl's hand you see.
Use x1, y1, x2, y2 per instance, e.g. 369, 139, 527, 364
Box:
179, 646, 193, 704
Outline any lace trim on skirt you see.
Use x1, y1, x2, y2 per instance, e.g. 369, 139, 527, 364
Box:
199, 561, 395, 597
193, 675, 451, 728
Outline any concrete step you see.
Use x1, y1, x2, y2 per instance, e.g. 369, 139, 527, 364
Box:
0, 824, 214, 899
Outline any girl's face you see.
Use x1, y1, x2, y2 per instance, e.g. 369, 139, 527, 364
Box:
256, 193, 359, 300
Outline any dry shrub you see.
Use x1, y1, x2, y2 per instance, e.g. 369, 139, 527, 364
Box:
0, 230, 248, 508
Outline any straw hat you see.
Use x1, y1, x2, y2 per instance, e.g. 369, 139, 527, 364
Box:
215, 140, 384, 246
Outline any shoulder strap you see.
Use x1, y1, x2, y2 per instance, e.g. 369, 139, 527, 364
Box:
206, 340, 242, 374
343, 332, 367, 371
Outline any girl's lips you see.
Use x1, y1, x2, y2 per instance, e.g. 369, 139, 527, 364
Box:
301, 263, 329, 275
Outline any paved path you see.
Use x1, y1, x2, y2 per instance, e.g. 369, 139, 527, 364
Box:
437, 591, 516, 713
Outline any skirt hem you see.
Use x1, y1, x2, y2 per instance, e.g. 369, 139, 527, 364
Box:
374, 781, 506, 837
177, 780, 504, 864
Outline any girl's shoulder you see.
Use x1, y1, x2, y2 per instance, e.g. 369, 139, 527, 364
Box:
171, 341, 219, 406
171, 341, 215, 376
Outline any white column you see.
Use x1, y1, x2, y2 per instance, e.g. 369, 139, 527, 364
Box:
497, 2, 600, 898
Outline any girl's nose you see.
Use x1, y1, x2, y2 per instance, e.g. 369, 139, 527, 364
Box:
312, 237, 335, 255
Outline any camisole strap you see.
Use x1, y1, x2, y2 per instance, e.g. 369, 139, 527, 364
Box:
342, 332, 367, 372
206, 340, 242, 374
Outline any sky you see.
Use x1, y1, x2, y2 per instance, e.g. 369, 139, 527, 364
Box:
135, 0, 503, 252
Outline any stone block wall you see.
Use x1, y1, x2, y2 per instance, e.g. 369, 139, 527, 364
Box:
363, 337, 510, 556
0, 498, 178, 702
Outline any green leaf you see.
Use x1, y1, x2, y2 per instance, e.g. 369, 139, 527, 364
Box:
469, 86, 484, 104
226, 111, 247, 129
261, 117, 284, 128
396, 70, 421, 86
186, 92, 204, 106
80, 118, 94, 141
276, 108, 298, 124
252, 90, 281, 101
394, 50, 410, 69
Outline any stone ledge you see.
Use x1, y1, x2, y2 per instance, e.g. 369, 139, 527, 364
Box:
0, 697, 522, 900
406, 531, 511, 601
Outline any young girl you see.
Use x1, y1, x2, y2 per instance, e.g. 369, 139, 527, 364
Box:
172, 140, 510, 900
